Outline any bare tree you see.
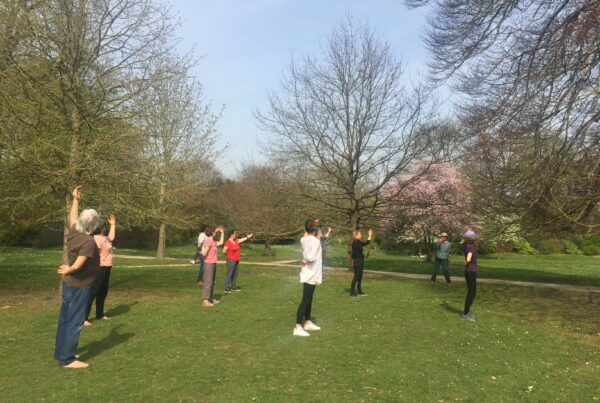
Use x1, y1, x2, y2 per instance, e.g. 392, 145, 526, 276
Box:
207, 164, 305, 256
134, 55, 221, 258
408, 0, 600, 234
256, 18, 442, 237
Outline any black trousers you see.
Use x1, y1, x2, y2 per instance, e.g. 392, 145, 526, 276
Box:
463, 270, 477, 315
296, 283, 316, 325
86, 266, 112, 320
351, 258, 364, 293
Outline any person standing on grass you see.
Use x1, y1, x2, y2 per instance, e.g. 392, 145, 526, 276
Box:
55, 186, 100, 369
293, 218, 323, 337
431, 232, 452, 285
223, 230, 253, 293
191, 224, 208, 283
350, 228, 373, 297
201, 225, 224, 307
84, 214, 117, 326
461, 230, 478, 321
319, 226, 332, 269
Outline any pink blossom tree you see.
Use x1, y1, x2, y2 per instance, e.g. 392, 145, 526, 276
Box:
382, 163, 473, 260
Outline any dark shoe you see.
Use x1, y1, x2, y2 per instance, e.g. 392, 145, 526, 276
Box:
231, 287, 241, 292
224, 288, 231, 294
350, 292, 359, 297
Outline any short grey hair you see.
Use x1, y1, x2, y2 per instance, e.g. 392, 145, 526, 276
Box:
76, 209, 100, 235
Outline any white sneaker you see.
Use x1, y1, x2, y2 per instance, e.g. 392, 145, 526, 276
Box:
190, 260, 196, 265
304, 322, 321, 331
293, 327, 310, 337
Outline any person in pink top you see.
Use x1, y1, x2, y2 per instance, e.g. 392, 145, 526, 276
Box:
201, 225, 225, 307
84, 214, 116, 326
223, 230, 253, 293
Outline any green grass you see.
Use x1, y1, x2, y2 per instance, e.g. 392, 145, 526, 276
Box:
0, 247, 599, 401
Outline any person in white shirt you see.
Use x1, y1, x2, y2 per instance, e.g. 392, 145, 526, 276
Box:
293, 218, 323, 337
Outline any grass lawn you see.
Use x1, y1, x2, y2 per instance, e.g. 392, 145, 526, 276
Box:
0, 247, 599, 401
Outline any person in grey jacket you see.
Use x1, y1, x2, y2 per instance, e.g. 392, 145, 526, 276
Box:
431, 232, 452, 285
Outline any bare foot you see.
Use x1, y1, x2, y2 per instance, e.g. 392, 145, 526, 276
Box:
202, 300, 214, 307
62, 360, 89, 369
101, 316, 110, 320
83, 320, 92, 326
211, 299, 220, 305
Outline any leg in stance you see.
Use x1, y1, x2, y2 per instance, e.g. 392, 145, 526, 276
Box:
294, 283, 318, 335
442, 259, 451, 284
431, 257, 441, 282
463, 271, 477, 315
356, 258, 365, 294
95, 266, 112, 319
84, 269, 107, 324
202, 263, 216, 306
54, 282, 91, 367
224, 258, 235, 291
197, 255, 205, 282
231, 261, 240, 289
350, 258, 363, 295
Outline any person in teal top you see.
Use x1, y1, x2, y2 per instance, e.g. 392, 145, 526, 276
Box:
431, 232, 452, 285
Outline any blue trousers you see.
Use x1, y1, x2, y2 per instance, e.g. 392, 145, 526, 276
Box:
196, 254, 205, 282
54, 281, 91, 366
225, 258, 239, 289
431, 257, 451, 283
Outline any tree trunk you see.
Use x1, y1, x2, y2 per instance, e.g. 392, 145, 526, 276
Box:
424, 235, 434, 263
157, 222, 166, 259
263, 235, 272, 256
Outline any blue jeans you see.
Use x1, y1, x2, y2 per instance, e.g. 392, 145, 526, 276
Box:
54, 281, 91, 366
431, 257, 451, 283
196, 255, 205, 282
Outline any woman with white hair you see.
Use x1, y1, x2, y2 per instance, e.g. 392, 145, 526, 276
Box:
54, 186, 101, 369
461, 230, 478, 321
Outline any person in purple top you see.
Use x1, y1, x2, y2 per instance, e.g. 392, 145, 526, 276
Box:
461, 230, 478, 321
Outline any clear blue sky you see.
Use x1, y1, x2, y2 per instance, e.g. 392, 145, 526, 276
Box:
168, 0, 431, 177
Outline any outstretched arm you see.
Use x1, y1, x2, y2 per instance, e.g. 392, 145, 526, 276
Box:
107, 214, 116, 242
68, 186, 82, 228
238, 233, 253, 245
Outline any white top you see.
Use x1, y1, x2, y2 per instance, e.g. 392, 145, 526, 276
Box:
197, 232, 207, 248
300, 235, 322, 285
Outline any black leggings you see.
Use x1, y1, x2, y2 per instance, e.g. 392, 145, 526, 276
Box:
296, 283, 316, 325
86, 266, 112, 320
351, 258, 364, 293
463, 270, 477, 315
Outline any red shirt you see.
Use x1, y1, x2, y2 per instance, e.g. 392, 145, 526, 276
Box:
225, 239, 240, 261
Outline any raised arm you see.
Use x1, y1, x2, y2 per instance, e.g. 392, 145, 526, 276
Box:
69, 186, 82, 228
363, 229, 373, 245
107, 214, 116, 242
215, 227, 225, 247
325, 227, 332, 238
238, 233, 253, 245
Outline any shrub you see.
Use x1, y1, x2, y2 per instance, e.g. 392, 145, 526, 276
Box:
513, 239, 538, 255
577, 235, 600, 256
534, 238, 564, 254
476, 239, 497, 255
563, 240, 583, 255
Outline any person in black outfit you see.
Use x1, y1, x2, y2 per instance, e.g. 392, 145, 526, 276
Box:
350, 228, 373, 297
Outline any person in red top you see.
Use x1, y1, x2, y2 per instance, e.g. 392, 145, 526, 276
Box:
223, 230, 253, 293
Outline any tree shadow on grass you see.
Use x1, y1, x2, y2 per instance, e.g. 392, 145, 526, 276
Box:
79, 325, 134, 361
440, 302, 462, 315
106, 302, 138, 318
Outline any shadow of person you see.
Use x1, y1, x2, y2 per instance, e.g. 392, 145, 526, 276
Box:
105, 301, 138, 318
79, 325, 135, 361
440, 302, 462, 315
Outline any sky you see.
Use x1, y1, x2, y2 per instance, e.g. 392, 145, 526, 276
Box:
167, 0, 432, 177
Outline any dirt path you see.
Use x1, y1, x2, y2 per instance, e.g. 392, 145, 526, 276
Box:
114, 256, 600, 293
